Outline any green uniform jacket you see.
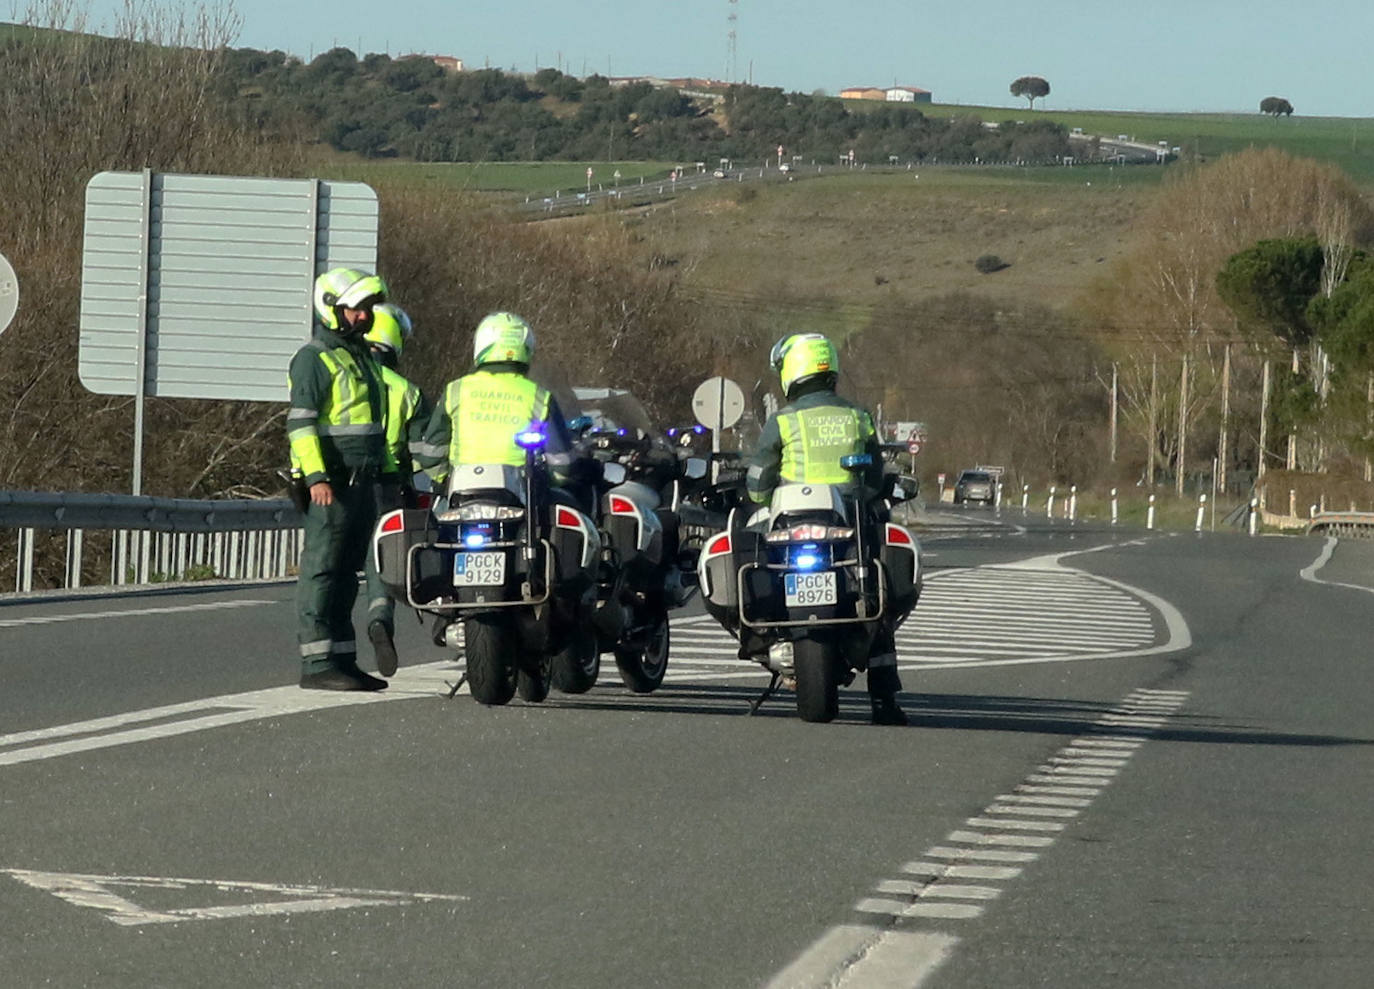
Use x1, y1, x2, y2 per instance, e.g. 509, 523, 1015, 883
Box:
747, 387, 883, 504
286, 327, 386, 486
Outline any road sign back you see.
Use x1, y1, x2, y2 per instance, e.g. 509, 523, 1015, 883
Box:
0, 252, 17, 336
692, 376, 745, 431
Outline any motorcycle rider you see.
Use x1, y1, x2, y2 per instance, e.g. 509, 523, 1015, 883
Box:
746, 332, 908, 725
287, 267, 390, 691
418, 312, 598, 645
361, 302, 432, 677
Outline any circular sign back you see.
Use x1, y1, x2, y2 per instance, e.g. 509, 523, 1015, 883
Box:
0, 252, 17, 336
692, 376, 746, 431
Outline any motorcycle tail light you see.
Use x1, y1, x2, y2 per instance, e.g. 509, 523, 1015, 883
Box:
885, 523, 914, 547
766, 524, 852, 543
378, 510, 405, 535
609, 495, 636, 516
556, 506, 583, 529
704, 532, 732, 558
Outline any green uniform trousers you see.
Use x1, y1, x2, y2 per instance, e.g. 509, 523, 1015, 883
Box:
362, 480, 404, 633
296, 477, 379, 676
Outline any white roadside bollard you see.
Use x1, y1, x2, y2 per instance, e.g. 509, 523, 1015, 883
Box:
1147, 493, 1156, 530
1110, 488, 1118, 525
1021, 483, 1029, 512
1068, 485, 1078, 522
1047, 485, 1056, 518
1195, 493, 1207, 532
1249, 496, 1259, 536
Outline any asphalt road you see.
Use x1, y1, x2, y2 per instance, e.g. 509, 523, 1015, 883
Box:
1, 510, 1370, 987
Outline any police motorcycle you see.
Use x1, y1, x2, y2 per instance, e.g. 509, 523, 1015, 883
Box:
557, 392, 709, 694
370, 422, 601, 706
696, 455, 922, 723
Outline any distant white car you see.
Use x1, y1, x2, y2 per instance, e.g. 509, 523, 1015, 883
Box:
778, 162, 791, 173
712, 169, 727, 178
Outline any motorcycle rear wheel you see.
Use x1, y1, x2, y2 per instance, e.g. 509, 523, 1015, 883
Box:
614, 613, 670, 694
793, 637, 841, 723
550, 626, 600, 694
464, 615, 517, 706
516, 649, 551, 703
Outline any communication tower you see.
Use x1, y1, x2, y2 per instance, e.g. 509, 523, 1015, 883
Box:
726, 0, 738, 83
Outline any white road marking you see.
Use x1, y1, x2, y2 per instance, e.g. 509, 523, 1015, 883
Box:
0, 599, 276, 629
2, 869, 464, 926
1298, 536, 1374, 595
767, 687, 1191, 987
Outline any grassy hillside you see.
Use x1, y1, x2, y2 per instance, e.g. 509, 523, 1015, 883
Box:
629, 167, 1155, 324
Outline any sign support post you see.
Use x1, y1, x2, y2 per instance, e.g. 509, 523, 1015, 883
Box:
132, 167, 153, 496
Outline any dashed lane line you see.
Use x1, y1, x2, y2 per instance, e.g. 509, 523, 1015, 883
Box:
765, 688, 1191, 988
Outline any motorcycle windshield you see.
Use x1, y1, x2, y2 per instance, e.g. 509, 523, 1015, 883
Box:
572, 388, 657, 436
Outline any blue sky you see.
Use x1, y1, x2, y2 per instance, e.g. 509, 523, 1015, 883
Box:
55, 0, 1374, 117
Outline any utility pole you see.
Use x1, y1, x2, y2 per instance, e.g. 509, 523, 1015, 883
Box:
1177, 353, 1189, 496
1218, 344, 1231, 493
726, 0, 738, 83
1287, 347, 1299, 470
1147, 354, 1158, 487
1109, 362, 1118, 463
1258, 360, 1271, 484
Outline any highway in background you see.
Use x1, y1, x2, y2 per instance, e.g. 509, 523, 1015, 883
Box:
2, 516, 1370, 987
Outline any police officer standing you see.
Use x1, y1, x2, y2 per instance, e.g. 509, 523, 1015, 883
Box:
360, 302, 432, 676
746, 333, 907, 725
288, 268, 390, 691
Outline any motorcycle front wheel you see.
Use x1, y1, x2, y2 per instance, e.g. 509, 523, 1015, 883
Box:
464, 614, 517, 706
793, 637, 841, 723
516, 647, 551, 703
614, 613, 669, 694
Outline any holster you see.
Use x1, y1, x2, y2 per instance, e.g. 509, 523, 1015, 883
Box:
278, 468, 309, 515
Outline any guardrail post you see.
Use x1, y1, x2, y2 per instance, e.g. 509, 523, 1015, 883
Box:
1068, 485, 1078, 521
1249, 497, 1259, 536
1047, 485, 1056, 518
1147, 494, 1156, 530
16, 527, 34, 593
1021, 483, 1029, 512
137, 530, 151, 585
1195, 493, 1207, 532
65, 529, 83, 589
229, 531, 242, 579
1110, 488, 1118, 525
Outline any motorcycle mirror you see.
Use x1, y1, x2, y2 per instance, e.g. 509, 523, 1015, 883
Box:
602, 462, 627, 485
683, 457, 708, 480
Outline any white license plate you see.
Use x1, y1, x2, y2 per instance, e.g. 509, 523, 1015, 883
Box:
454, 551, 506, 586
784, 571, 837, 607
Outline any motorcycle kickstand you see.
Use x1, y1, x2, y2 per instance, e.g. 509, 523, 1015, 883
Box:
748, 671, 782, 716
444, 672, 468, 699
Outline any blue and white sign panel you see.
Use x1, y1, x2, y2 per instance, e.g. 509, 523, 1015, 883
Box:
78, 172, 378, 402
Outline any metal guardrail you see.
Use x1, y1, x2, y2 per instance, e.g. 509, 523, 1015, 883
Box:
1306, 511, 1374, 538
0, 490, 304, 593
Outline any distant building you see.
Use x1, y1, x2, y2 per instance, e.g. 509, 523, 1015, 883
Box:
885, 86, 932, 103
840, 87, 886, 101
427, 55, 463, 73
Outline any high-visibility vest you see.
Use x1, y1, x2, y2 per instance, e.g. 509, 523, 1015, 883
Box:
445, 370, 550, 467
776, 405, 870, 485
287, 342, 383, 478
379, 364, 424, 475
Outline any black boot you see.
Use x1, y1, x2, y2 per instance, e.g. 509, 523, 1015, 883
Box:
871, 694, 908, 726
368, 619, 399, 677
431, 614, 451, 648
300, 667, 384, 691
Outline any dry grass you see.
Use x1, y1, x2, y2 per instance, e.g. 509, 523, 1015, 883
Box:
627, 168, 1155, 312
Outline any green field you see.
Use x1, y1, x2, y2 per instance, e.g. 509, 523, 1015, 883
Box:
914, 103, 1374, 184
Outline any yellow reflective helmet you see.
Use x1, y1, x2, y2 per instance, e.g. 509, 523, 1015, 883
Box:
364, 302, 413, 357
776, 333, 839, 397
313, 267, 388, 332
473, 311, 535, 367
